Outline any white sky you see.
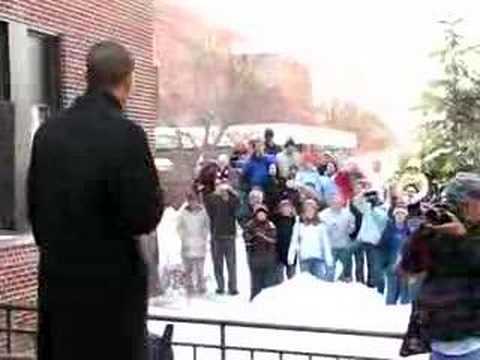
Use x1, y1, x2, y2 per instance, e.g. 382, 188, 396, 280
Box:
172, 0, 480, 146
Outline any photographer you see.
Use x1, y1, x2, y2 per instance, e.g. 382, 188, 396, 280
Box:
400, 173, 480, 360
353, 189, 389, 290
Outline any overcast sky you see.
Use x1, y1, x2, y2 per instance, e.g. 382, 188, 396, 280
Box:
173, 0, 480, 146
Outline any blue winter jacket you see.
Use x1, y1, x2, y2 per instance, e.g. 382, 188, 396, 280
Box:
243, 155, 273, 191
380, 220, 410, 267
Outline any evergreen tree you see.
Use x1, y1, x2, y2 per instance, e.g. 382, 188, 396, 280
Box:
419, 19, 480, 184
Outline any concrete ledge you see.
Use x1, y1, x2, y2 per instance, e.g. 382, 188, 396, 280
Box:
0, 355, 35, 360
0, 233, 35, 249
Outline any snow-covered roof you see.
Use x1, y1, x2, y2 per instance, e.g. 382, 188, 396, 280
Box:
155, 123, 357, 150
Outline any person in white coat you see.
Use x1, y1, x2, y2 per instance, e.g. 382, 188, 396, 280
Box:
288, 199, 333, 280
177, 191, 210, 295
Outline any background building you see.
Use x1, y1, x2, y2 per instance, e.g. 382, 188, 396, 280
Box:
231, 53, 314, 124
154, 0, 239, 126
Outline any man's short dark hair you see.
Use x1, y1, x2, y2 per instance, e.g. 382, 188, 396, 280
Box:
86, 41, 135, 91
265, 128, 274, 139
285, 138, 296, 148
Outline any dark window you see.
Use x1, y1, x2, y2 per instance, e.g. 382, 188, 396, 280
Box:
0, 22, 10, 101
27, 30, 61, 117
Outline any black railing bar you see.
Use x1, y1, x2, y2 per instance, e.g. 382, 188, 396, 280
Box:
6, 308, 11, 354
193, 344, 197, 360
220, 323, 226, 360
149, 314, 404, 340
169, 341, 392, 360
0, 304, 404, 340
250, 349, 254, 360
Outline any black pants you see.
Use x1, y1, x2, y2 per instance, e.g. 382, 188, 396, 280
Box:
353, 244, 365, 283
248, 252, 279, 301
211, 237, 238, 293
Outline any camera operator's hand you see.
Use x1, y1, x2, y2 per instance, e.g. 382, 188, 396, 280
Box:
428, 211, 467, 237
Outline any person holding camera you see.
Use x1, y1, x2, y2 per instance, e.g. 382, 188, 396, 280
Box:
353, 189, 389, 291
204, 181, 240, 296
400, 173, 480, 360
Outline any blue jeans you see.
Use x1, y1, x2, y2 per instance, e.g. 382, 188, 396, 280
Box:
328, 248, 353, 282
431, 348, 480, 360
300, 259, 328, 280
357, 243, 385, 292
385, 268, 411, 305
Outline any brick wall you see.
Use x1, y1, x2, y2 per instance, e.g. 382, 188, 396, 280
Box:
0, 0, 158, 143
0, 240, 38, 353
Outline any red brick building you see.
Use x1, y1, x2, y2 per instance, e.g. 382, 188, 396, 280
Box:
0, 0, 157, 352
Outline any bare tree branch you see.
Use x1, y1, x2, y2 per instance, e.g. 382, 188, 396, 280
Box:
175, 129, 200, 151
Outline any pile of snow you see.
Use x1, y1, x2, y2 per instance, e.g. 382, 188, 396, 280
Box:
252, 274, 409, 332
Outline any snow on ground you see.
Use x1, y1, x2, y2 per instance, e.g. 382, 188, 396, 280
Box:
149, 208, 428, 360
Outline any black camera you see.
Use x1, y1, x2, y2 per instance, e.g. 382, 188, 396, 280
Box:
423, 203, 453, 225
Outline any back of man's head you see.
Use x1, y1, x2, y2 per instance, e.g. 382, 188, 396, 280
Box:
86, 41, 135, 92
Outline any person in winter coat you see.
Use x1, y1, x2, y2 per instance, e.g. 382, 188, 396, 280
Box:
318, 161, 339, 204
242, 138, 275, 192
400, 172, 480, 360
28, 42, 164, 360
238, 187, 265, 229
265, 163, 283, 213
177, 191, 210, 295
280, 177, 302, 215
273, 200, 297, 280
288, 199, 333, 280
217, 154, 232, 184
243, 205, 280, 300
264, 128, 282, 156
349, 201, 365, 283
320, 194, 356, 282
354, 190, 389, 291
277, 138, 300, 178
204, 182, 240, 295
380, 205, 411, 305
194, 159, 219, 198
295, 154, 324, 199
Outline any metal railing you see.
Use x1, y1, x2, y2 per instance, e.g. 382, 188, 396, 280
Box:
1, 303, 404, 359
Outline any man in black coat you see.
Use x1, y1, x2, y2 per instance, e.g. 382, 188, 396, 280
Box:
27, 41, 164, 360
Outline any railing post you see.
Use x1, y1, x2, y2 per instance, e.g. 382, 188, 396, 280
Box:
220, 323, 226, 360
6, 306, 12, 354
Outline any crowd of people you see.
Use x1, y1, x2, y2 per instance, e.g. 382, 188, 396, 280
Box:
178, 131, 480, 359
27, 40, 480, 360
175, 128, 428, 305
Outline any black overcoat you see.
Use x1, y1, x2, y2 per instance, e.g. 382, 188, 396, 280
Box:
27, 91, 164, 360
